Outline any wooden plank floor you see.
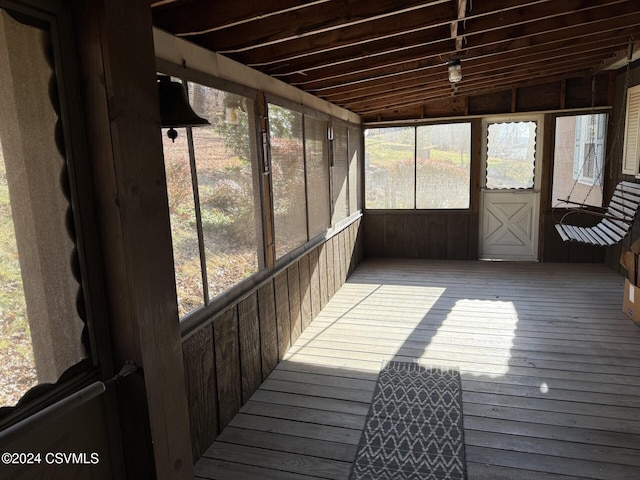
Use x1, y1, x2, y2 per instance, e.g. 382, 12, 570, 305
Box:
195, 260, 640, 480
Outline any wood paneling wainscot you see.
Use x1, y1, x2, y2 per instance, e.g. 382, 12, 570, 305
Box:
181, 218, 363, 461
363, 212, 479, 260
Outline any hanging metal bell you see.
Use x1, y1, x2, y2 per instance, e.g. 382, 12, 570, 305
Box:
157, 75, 210, 141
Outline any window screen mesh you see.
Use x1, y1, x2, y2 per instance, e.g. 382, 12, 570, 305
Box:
305, 115, 330, 238
365, 127, 415, 209
486, 121, 536, 190
188, 83, 261, 300
269, 104, 307, 258
416, 123, 470, 208
348, 126, 361, 213
332, 123, 349, 223
163, 130, 205, 314
0, 9, 86, 405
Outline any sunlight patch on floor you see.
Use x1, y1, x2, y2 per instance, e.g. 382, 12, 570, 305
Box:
421, 298, 518, 378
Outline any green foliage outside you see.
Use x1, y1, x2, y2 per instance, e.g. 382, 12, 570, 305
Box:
165, 87, 266, 315
365, 123, 536, 209
365, 126, 471, 209
0, 148, 37, 406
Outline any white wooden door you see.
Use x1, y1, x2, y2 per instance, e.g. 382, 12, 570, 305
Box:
480, 190, 540, 260
479, 116, 543, 261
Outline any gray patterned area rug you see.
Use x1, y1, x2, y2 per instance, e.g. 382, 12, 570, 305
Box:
349, 361, 466, 480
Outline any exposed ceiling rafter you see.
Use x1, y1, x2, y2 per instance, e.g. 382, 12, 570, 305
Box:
151, 0, 640, 121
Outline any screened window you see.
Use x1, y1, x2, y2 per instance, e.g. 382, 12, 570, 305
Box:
268, 104, 307, 259
365, 123, 471, 209
305, 114, 331, 238
190, 85, 261, 299
332, 122, 350, 222
348, 125, 361, 213
416, 123, 470, 208
365, 127, 415, 209
163, 130, 204, 314
0, 9, 86, 406
552, 114, 607, 208
163, 85, 360, 316
163, 81, 262, 316
486, 121, 537, 189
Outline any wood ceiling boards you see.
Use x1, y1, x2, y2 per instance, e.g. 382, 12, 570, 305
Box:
152, 0, 640, 121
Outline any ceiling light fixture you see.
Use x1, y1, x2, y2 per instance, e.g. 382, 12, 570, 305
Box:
448, 59, 462, 83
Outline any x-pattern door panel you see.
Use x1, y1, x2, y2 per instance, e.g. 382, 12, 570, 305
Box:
479, 116, 542, 261
481, 191, 539, 260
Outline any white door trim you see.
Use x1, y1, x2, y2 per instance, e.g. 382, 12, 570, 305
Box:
479, 114, 544, 261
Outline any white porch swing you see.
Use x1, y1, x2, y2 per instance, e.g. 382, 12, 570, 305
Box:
555, 42, 640, 246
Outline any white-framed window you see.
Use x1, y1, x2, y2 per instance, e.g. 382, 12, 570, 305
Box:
573, 114, 606, 186
552, 114, 607, 208
622, 83, 640, 175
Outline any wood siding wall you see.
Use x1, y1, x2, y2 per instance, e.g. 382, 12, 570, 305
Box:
363, 212, 479, 260
181, 219, 363, 461
606, 61, 640, 273
362, 210, 605, 262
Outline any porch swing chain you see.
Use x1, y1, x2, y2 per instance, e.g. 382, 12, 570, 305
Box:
563, 76, 598, 207
559, 40, 635, 213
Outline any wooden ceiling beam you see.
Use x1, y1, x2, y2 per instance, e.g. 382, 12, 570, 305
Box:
462, 0, 629, 37
357, 68, 596, 116
263, 32, 453, 79
322, 62, 620, 109
209, 5, 455, 65
182, 0, 549, 59
452, 0, 468, 51
341, 58, 605, 112
463, 0, 638, 49
223, 0, 551, 67
150, 0, 180, 7
152, 0, 330, 35
595, 44, 635, 72
191, 0, 450, 53
151, 0, 640, 119
343, 71, 602, 114
347, 56, 605, 106
266, 1, 639, 83
309, 37, 626, 101
466, 0, 551, 16
288, 15, 640, 90
355, 66, 596, 114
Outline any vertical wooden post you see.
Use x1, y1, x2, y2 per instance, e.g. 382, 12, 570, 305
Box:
71, 0, 193, 478
257, 91, 276, 269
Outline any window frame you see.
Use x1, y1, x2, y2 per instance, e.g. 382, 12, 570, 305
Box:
483, 118, 538, 191
264, 96, 362, 263
158, 60, 268, 322
622, 83, 640, 176
0, 0, 111, 421
363, 121, 472, 211
265, 99, 309, 261
572, 114, 607, 187
551, 111, 610, 209
155, 71, 363, 329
